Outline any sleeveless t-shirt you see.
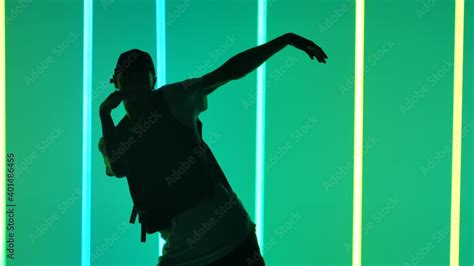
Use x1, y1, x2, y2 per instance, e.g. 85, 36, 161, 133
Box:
113, 88, 255, 265
114, 88, 216, 238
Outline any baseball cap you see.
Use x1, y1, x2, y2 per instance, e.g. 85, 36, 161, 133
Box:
110, 49, 156, 87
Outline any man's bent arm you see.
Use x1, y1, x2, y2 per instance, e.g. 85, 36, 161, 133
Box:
99, 110, 128, 177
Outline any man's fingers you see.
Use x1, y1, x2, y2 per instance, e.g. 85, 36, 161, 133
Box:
309, 44, 327, 59
320, 48, 328, 59
316, 53, 326, 63
302, 42, 327, 63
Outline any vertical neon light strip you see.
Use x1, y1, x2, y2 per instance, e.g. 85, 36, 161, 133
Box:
156, 0, 166, 256
0, 0, 5, 264
82, 0, 92, 265
156, 0, 166, 89
256, 0, 266, 254
450, 0, 464, 265
353, 0, 364, 265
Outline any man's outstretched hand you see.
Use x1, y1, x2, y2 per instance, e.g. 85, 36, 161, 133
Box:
287, 33, 328, 63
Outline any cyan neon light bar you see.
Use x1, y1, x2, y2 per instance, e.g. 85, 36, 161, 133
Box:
156, 0, 166, 89
450, 0, 464, 265
353, 0, 364, 265
1, 0, 6, 264
81, 0, 92, 265
255, 0, 267, 254
156, 0, 167, 257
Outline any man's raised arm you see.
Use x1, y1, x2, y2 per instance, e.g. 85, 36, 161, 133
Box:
183, 32, 328, 96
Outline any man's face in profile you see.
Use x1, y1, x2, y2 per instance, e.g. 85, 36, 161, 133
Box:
115, 71, 155, 115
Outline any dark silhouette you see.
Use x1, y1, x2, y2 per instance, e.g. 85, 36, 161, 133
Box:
98, 32, 327, 265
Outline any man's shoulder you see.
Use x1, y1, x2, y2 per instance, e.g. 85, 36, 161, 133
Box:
158, 79, 203, 112
162, 78, 201, 90
159, 78, 202, 99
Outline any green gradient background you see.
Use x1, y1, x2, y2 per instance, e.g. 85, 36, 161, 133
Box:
4, 0, 473, 265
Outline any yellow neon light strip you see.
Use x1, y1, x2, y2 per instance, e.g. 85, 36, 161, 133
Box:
353, 0, 364, 265
450, 0, 464, 265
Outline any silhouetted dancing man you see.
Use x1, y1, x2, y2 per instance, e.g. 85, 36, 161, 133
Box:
98, 32, 327, 266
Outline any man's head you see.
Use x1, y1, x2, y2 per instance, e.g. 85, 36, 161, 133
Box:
110, 49, 157, 115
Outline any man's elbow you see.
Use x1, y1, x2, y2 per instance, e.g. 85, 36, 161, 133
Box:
102, 154, 128, 178
112, 172, 127, 178
99, 139, 128, 178
105, 166, 124, 178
